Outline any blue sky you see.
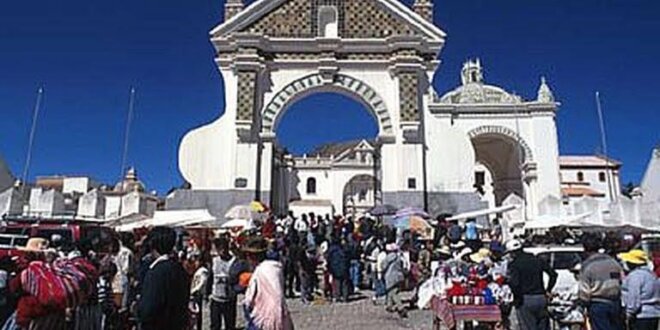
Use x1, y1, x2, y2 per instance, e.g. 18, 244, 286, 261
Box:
0, 0, 658, 194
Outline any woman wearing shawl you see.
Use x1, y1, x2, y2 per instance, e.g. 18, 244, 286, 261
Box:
243, 237, 294, 330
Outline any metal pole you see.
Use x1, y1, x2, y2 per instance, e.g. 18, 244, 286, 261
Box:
595, 92, 615, 202
119, 88, 136, 179
21, 87, 44, 185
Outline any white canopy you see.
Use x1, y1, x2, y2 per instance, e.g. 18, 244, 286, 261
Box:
446, 204, 518, 221
113, 209, 216, 232
220, 219, 255, 230
524, 212, 593, 230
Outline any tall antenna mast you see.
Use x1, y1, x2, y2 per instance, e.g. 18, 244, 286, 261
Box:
119, 87, 136, 179
595, 91, 615, 202
513, 105, 527, 222
21, 87, 44, 185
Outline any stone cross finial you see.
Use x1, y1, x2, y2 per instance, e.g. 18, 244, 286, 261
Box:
536, 76, 555, 103
224, 0, 244, 22
413, 0, 434, 22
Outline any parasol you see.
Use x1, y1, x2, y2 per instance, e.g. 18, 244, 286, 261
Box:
388, 215, 433, 233
225, 205, 259, 220
368, 204, 398, 216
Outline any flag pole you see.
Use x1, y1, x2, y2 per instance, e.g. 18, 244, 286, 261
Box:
119, 87, 136, 179
595, 91, 615, 202
117, 87, 136, 219
21, 87, 44, 186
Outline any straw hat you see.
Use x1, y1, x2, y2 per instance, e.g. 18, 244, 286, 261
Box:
18, 238, 49, 252
469, 248, 492, 264
618, 249, 648, 265
437, 245, 452, 257
242, 236, 268, 254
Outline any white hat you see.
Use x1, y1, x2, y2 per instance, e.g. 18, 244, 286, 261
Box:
505, 239, 522, 253
386, 243, 399, 252
453, 247, 473, 260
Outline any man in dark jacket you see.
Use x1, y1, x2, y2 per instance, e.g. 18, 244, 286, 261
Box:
326, 237, 350, 302
138, 227, 190, 330
507, 239, 557, 330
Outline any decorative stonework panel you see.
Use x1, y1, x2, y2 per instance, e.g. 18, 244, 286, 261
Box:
262, 73, 393, 135
240, 0, 420, 39
467, 125, 534, 163
243, 0, 313, 37
236, 71, 258, 121
344, 0, 417, 38
398, 73, 419, 122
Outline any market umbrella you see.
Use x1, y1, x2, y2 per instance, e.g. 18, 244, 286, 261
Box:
395, 207, 430, 219
388, 215, 431, 231
368, 204, 398, 216
224, 205, 259, 220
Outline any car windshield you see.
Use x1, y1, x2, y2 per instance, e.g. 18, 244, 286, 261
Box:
553, 251, 582, 270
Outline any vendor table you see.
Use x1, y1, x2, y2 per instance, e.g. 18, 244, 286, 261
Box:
431, 296, 502, 330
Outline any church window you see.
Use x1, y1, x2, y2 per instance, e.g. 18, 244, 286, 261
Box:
358, 189, 367, 201
306, 177, 317, 194
577, 172, 584, 182
234, 178, 248, 188
475, 171, 485, 187
598, 172, 606, 182
407, 178, 416, 189
318, 6, 338, 38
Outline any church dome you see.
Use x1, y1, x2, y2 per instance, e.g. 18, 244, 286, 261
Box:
437, 59, 523, 105
114, 167, 145, 193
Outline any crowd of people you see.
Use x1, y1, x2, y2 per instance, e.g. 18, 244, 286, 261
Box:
0, 209, 660, 330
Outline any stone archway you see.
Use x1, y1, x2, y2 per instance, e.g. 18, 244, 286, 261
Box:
343, 174, 377, 215
261, 73, 394, 136
467, 125, 533, 163
468, 125, 535, 205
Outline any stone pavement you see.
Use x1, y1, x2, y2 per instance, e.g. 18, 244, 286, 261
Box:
287, 294, 433, 330
202, 291, 436, 330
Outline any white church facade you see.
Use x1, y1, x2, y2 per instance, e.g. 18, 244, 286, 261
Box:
167, 0, 562, 220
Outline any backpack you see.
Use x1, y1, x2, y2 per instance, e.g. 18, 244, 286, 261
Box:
21, 258, 98, 309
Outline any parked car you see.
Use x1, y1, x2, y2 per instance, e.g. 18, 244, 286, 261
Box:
0, 216, 116, 259
524, 245, 584, 294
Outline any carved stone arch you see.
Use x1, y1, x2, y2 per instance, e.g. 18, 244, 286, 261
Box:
261, 73, 394, 135
467, 125, 534, 163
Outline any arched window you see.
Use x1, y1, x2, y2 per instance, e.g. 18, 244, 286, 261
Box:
318, 6, 338, 38
306, 177, 317, 194
358, 189, 367, 201
577, 172, 584, 182
599, 172, 606, 182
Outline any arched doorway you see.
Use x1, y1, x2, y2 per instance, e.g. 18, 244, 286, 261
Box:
469, 126, 534, 206
270, 92, 380, 215
343, 174, 378, 216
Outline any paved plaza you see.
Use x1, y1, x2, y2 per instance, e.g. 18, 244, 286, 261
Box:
203, 291, 434, 330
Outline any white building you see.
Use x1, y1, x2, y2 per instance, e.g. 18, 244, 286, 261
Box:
0, 156, 14, 192
559, 155, 622, 204
285, 140, 379, 216
170, 0, 562, 221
